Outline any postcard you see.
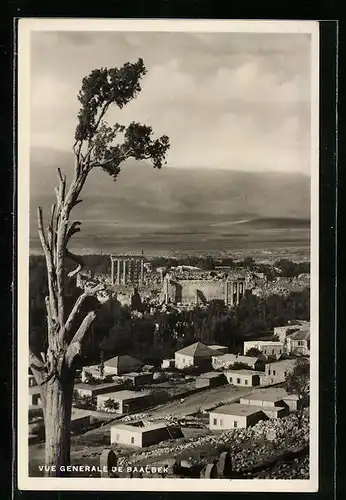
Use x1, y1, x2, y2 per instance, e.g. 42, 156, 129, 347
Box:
17, 18, 319, 492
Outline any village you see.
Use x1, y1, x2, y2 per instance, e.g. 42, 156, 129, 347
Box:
28, 305, 310, 479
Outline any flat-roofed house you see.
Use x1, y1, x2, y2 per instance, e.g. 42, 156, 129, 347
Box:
82, 355, 143, 381
174, 342, 217, 370
239, 388, 292, 418
28, 374, 37, 387
224, 369, 260, 387
97, 389, 168, 413
110, 420, 183, 447
212, 354, 264, 371
274, 325, 301, 344
73, 381, 124, 398
122, 372, 153, 387
243, 341, 284, 359
209, 404, 267, 430
29, 386, 41, 406
285, 329, 310, 356
195, 372, 227, 389
261, 358, 297, 385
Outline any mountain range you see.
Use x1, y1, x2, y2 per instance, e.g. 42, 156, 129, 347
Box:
29, 147, 310, 254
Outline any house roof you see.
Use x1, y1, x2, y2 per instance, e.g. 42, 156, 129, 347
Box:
213, 353, 260, 364
111, 421, 168, 433
175, 342, 217, 357
123, 371, 152, 378
244, 341, 284, 346
74, 382, 121, 391
224, 369, 260, 376
240, 388, 293, 403
211, 403, 266, 416
265, 358, 298, 368
287, 329, 310, 341
104, 355, 143, 369
207, 345, 228, 351
197, 372, 225, 379
98, 390, 152, 401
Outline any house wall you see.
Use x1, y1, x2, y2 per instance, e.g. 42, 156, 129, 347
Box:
196, 375, 226, 389
224, 372, 259, 387
260, 360, 297, 385
261, 406, 289, 419
141, 427, 171, 447
111, 427, 143, 446
28, 375, 37, 387
212, 355, 263, 371
97, 393, 159, 413
244, 341, 284, 359
209, 411, 265, 430
70, 416, 91, 433
30, 392, 41, 406
274, 326, 300, 343
175, 353, 194, 369
123, 373, 153, 386
286, 339, 310, 355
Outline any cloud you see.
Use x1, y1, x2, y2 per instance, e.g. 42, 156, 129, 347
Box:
30, 30, 312, 173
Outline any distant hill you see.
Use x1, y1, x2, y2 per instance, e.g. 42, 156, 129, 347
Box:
29, 147, 310, 254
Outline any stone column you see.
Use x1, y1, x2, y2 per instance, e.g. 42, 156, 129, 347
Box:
224, 281, 229, 306
111, 257, 115, 285
116, 259, 121, 285
236, 281, 240, 305
140, 259, 144, 283
122, 259, 126, 284
230, 281, 234, 306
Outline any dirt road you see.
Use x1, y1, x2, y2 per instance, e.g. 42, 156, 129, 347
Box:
147, 385, 256, 418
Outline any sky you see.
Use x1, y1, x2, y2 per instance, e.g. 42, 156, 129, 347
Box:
30, 30, 312, 174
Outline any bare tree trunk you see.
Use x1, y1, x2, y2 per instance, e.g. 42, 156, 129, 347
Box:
43, 374, 74, 477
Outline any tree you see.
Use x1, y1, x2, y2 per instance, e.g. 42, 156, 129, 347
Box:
99, 349, 105, 379
245, 347, 263, 358
103, 398, 120, 412
284, 357, 310, 424
29, 58, 170, 476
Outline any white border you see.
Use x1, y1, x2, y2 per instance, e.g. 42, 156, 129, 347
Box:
17, 18, 320, 492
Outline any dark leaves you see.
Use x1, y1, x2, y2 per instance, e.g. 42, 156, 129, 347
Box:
74, 58, 147, 141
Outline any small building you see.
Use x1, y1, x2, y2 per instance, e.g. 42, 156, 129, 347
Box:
122, 372, 153, 387
212, 354, 264, 371
70, 412, 91, 433
174, 342, 217, 370
82, 355, 143, 381
29, 386, 41, 406
240, 388, 292, 418
273, 325, 301, 343
261, 358, 297, 385
28, 374, 37, 388
161, 358, 175, 370
110, 420, 183, 447
207, 345, 228, 355
103, 355, 144, 376
243, 341, 284, 359
209, 404, 267, 430
224, 369, 260, 387
73, 381, 124, 398
195, 372, 227, 389
285, 329, 310, 356
97, 389, 168, 413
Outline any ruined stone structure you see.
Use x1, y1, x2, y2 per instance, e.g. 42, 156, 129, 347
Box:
110, 255, 145, 285
161, 275, 246, 306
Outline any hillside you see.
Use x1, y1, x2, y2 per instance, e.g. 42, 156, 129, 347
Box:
29, 147, 310, 254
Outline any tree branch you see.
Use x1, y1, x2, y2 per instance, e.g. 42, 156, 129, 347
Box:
65, 311, 96, 368
64, 283, 104, 336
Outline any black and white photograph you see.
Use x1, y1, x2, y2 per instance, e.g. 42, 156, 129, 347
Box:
17, 19, 319, 492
